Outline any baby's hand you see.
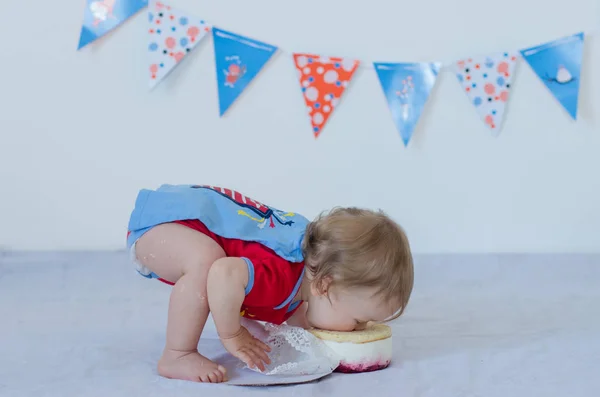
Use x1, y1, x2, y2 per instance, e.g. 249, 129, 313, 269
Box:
220, 326, 272, 371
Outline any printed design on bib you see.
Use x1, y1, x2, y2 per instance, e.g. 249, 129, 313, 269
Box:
190, 185, 296, 229
240, 308, 256, 318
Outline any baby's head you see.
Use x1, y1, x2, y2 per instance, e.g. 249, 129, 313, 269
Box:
301, 207, 414, 331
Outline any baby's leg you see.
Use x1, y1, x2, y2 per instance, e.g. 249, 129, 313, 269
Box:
135, 222, 227, 383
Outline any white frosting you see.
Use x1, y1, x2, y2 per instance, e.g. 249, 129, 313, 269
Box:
321, 337, 392, 364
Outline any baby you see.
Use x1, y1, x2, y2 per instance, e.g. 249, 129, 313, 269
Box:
126, 184, 414, 383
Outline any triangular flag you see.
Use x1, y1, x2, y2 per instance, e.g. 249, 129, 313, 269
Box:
520, 33, 584, 120
453, 52, 519, 133
147, 0, 210, 89
78, 0, 148, 49
292, 54, 360, 138
374, 62, 440, 146
212, 28, 278, 116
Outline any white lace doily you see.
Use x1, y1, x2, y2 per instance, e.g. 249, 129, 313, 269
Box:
240, 318, 341, 376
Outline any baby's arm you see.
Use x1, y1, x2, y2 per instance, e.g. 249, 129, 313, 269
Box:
207, 258, 271, 371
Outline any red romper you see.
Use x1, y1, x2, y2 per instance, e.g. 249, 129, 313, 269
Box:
130, 219, 305, 325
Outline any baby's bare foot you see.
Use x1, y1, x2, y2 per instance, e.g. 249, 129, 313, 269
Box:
158, 349, 227, 383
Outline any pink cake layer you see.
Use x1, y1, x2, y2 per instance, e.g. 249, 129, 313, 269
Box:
335, 360, 391, 373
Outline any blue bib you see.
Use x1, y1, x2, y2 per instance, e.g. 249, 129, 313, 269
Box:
127, 184, 309, 263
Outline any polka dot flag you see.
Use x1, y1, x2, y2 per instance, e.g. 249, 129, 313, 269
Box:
147, 0, 210, 89
453, 52, 518, 134
293, 54, 360, 139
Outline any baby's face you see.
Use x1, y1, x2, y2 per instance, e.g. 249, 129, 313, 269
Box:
305, 285, 397, 332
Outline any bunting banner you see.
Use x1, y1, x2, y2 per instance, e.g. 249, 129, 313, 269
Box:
77, 0, 594, 144
520, 32, 584, 120
374, 62, 441, 146
78, 0, 147, 49
148, 0, 210, 89
213, 28, 278, 116
293, 54, 360, 138
453, 53, 518, 133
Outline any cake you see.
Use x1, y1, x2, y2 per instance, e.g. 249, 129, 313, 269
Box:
309, 324, 393, 373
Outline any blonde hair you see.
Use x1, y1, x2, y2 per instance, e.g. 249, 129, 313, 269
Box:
302, 207, 414, 321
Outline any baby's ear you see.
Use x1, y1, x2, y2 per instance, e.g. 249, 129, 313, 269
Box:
310, 276, 332, 296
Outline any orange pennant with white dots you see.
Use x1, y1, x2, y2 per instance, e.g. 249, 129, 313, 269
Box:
292, 54, 360, 138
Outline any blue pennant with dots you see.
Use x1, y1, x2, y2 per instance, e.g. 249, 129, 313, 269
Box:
374, 62, 441, 146
78, 0, 148, 50
147, 0, 210, 89
212, 28, 278, 116
520, 32, 584, 120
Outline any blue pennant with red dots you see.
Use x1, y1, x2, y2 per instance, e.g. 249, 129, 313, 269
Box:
78, 0, 148, 50
453, 52, 519, 134
374, 62, 441, 146
147, 0, 210, 89
213, 28, 278, 116
520, 33, 584, 120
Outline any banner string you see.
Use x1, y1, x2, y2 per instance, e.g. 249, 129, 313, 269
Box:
225, 27, 598, 71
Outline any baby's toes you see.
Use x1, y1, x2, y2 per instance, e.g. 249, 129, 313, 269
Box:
205, 368, 225, 383
212, 370, 226, 383
206, 372, 217, 383
215, 366, 228, 383
199, 373, 210, 383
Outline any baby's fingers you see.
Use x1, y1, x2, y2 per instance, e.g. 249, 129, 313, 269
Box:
237, 350, 263, 371
248, 350, 267, 372
253, 338, 271, 353
237, 350, 256, 369
242, 349, 267, 372
250, 343, 271, 365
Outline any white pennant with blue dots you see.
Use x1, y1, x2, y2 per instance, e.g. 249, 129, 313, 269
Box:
453, 52, 519, 134
147, 0, 210, 89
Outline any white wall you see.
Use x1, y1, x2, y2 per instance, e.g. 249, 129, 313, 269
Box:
1, 0, 599, 253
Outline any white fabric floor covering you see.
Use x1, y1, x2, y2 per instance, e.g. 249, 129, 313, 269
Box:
1, 252, 599, 397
